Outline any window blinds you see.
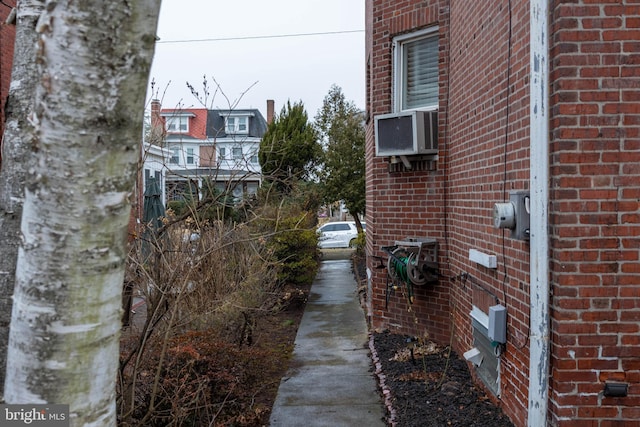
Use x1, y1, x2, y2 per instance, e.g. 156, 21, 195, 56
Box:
403, 35, 438, 110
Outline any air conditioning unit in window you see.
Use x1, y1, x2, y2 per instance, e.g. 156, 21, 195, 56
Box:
374, 110, 438, 157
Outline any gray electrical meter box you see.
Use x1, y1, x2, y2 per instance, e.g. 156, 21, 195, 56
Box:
509, 191, 530, 241
488, 304, 507, 344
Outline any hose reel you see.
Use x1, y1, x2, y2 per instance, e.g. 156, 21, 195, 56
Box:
382, 238, 439, 306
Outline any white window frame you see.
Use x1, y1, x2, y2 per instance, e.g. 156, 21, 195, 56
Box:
169, 147, 180, 164
186, 148, 195, 165
225, 117, 236, 134
219, 147, 226, 160
166, 116, 189, 133
232, 147, 243, 160
225, 115, 249, 134
393, 26, 439, 112
237, 116, 248, 133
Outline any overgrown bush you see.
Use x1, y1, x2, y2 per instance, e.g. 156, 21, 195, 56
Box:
166, 200, 187, 216
251, 192, 320, 287
126, 330, 278, 426
167, 192, 248, 226
353, 231, 366, 253
120, 179, 321, 425
269, 216, 319, 286
118, 216, 280, 425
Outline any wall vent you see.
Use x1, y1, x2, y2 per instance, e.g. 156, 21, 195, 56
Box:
470, 306, 501, 397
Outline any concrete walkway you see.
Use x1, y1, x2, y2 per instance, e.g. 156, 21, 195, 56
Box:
269, 258, 387, 427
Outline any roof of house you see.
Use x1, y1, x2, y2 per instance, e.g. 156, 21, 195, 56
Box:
158, 107, 268, 141
206, 109, 268, 139
160, 108, 208, 140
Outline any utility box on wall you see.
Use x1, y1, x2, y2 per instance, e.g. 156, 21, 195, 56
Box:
488, 304, 507, 344
493, 191, 530, 241
509, 191, 530, 241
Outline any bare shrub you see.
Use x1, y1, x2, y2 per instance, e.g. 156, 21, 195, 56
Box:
118, 214, 279, 425
131, 330, 276, 427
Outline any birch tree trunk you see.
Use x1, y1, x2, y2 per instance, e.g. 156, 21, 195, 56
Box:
0, 0, 45, 395
3, 1, 161, 426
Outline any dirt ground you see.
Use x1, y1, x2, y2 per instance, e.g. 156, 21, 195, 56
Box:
250, 282, 312, 420
371, 330, 515, 427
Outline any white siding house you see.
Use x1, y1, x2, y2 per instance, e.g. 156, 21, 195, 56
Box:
141, 142, 170, 204
154, 102, 270, 203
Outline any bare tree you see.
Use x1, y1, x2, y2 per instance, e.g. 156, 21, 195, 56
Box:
3, 2, 161, 426
0, 0, 45, 394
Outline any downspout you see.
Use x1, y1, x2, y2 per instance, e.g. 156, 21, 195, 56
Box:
528, 1, 550, 426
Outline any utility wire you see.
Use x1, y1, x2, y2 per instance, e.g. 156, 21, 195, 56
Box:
156, 29, 364, 44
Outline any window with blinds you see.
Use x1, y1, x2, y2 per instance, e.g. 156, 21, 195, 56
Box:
395, 28, 439, 111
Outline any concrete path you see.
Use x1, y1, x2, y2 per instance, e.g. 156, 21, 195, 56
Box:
269, 258, 387, 427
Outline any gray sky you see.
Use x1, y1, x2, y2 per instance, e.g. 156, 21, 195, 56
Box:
148, 0, 365, 121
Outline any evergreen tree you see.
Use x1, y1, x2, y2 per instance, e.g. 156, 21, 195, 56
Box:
315, 85, 366, 231
259, 101, 321, 193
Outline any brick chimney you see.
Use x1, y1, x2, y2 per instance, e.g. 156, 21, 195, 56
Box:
151, 99, 162, 127
266, 99, 275, 124
149, 99, 166, 143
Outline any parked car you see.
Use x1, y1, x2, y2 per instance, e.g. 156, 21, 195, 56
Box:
317, 221, 365, 249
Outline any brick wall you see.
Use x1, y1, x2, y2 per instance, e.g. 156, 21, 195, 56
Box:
0, 1, 16, 147
367, 1, 531, 423
548, 1, 640, 426
446, 2, 531, 424
365, 0, 451, 345
368, 0, 640, 426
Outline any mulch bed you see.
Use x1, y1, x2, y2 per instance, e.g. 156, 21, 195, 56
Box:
352, 251, 514, 426
370, 330, 515, 427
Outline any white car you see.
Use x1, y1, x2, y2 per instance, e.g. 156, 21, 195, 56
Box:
317, 221, 365, 249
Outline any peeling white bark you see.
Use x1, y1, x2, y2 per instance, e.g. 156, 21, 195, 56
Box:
0, 0, 46, 394
3, 1, 162, 426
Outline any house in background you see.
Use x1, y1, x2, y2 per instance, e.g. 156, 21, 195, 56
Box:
365, 1, 639, 426
152, 100, 272, 203
141, 142, 170, 204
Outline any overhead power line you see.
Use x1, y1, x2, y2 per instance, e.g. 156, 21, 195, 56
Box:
156, 29, 364, 44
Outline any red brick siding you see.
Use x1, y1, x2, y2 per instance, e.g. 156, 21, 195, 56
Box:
368, 0, 640, 426
367, 1, 531, 424
548, 1, 640, 426
365, 0, 451, 347
446, 1, 531, 425
0, 1, 16, 147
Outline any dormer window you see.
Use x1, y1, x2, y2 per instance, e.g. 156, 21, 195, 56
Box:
225, 116, 248, 134
166, 116, 188, 132
161, 111, 195, 133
